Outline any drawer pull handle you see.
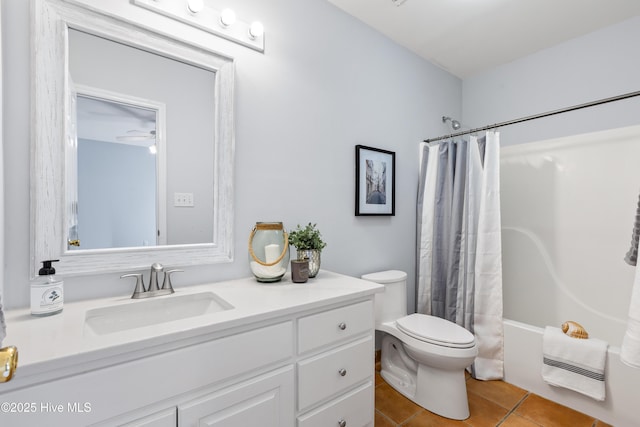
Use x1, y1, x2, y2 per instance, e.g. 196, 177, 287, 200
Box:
338, 368, 347, 377
338, 419, 347, 427
338, 322, 347, 330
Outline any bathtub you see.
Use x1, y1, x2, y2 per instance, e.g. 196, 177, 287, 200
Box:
504, 319, 640, 427
500, 125, 640, 427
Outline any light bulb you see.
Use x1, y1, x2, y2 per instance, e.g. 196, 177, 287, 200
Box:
248, 21, 264, 39
187, 0, 204, 14
219, 8, 236, 27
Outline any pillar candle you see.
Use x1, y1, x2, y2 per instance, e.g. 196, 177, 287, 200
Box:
264, 244, 280, 264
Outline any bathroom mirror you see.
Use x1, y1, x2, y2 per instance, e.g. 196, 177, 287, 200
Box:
31, 0, 235, 277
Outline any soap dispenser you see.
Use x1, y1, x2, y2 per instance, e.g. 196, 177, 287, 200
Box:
30, 260, 63, 317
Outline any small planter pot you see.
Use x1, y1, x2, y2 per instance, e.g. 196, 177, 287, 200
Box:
295, 249, 321, 278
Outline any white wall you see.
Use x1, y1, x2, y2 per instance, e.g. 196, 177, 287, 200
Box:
463, 16, 640, 146
77, 139, 157, 249
1, 0, 461, 308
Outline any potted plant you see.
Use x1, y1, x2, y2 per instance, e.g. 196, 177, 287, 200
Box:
288, 223, 327, 278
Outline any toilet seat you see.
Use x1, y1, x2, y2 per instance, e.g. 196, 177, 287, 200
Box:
396, 314, 475, 349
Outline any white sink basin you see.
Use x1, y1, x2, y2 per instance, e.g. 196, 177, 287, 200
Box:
84, 292, 234, 335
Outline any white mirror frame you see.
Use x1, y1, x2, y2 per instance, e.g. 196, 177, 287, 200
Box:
31, 0, 235, 277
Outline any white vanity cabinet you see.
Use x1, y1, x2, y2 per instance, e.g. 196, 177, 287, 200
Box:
1, 273, 381, 427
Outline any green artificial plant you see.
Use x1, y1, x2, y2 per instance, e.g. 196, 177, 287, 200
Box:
288, 223, 327, 251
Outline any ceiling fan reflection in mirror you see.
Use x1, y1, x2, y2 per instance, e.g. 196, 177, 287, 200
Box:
116, 130, 157, 153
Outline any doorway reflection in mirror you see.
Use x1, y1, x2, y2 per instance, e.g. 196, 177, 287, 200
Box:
74, 94, 160, 250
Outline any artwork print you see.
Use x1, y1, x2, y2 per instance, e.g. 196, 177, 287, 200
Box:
355, 145, 395, 216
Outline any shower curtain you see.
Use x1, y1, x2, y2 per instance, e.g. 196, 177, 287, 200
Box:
416, 132, 504, 380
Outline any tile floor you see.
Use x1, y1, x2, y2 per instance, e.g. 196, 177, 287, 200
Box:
374, 353, 612, 427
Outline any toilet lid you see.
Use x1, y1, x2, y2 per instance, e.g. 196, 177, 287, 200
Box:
361, 270, 407, 283
396, 314, 475, 348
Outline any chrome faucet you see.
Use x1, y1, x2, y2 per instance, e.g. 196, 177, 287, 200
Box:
148, 263, 163, 292
120, 263, 183, 299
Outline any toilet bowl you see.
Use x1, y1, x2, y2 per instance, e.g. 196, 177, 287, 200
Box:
362, 270, 478, 420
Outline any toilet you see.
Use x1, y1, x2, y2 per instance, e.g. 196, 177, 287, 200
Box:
362, 270, 478, 420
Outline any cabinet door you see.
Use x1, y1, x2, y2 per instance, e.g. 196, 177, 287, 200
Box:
121, 407, 177, 427
179, 367, 294, 427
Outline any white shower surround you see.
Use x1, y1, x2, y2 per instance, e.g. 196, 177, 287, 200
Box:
501, 125, 640, 426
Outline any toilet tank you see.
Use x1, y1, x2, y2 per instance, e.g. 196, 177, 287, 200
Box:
361, 270, 408, 326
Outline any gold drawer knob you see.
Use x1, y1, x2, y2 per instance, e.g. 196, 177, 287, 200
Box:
0, 346, 18, 383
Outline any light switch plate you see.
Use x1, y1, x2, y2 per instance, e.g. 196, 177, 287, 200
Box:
174, 192, 194, 207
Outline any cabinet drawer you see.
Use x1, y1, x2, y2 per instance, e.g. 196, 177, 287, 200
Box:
298, 300, 373, 354
297, 336, 373, 411
298, 382, 373, 427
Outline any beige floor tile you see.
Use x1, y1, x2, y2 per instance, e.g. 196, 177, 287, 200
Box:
464, 393, 510, 427
466, 378, 528, 410
374, 382, 422, 424
514, 394, 596, 427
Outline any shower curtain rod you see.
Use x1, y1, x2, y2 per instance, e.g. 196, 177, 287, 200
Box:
423, 89, 640, 143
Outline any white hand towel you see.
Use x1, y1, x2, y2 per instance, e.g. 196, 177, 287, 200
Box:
541, 326, 608, 401
621, 254, 640, 368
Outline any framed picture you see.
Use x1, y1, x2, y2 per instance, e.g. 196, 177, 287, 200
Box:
355, 145, 395, 216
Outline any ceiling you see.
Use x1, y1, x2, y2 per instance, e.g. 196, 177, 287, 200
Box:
77, 95, 156, 146
326, 0, 640, 78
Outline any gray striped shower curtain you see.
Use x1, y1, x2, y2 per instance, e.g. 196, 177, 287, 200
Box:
416, 132, 504, 380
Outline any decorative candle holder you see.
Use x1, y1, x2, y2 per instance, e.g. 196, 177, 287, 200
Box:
291, 259, 309, 283
248, 222, 290, 282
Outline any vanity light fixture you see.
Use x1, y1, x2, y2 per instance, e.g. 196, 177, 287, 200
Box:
133, 0, 265, 52
219, 8, 236, 28
248, 21, 264, 40
186, 0, 204, 14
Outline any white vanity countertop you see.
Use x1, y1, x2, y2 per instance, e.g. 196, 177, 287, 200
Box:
3, 271, 383, 386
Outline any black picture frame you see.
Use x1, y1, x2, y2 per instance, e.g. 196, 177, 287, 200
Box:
355, 145, 395, 216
